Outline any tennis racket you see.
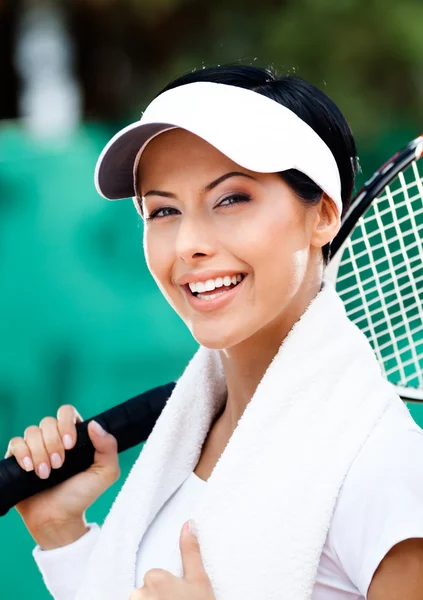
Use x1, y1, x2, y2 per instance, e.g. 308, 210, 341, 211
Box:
0, 135, 422, 517
325, 134, 423, 403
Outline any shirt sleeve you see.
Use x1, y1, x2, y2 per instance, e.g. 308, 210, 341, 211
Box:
32, 522, 101, 600
329, 403, 423, 599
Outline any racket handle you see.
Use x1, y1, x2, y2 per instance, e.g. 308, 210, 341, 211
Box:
0, 382, 176, 517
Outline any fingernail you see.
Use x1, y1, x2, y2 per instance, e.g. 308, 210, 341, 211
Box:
91, 420, 107, 437
38, 462, 50, 479
188, 519, 197, 537
63, 434, 73, 449
50, 453, 62, 468
23, 456, 33, 472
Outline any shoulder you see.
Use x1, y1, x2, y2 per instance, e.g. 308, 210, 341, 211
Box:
346, 398, 423, 483
344, 398, 423, 491
328, 398, 423, 597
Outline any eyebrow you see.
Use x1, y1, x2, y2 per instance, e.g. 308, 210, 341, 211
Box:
142, 171, 256, 199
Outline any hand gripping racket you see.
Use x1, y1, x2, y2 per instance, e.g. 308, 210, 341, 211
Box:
0, 135, 422, 516
0, 383, 176, 516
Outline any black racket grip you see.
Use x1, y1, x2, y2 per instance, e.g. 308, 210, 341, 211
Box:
0, 381, 176, 517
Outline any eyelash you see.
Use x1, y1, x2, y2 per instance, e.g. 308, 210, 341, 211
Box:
145, 193, 252, 221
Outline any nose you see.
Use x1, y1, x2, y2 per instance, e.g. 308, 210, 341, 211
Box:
175, 214, 216, 264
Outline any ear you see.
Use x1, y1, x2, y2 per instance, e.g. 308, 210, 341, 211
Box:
310, 193, 341, 249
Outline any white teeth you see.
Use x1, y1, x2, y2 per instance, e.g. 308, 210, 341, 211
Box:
197, 290, 227, 301
188, 273, 245, 295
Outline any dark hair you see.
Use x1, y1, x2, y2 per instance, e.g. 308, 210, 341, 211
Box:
158, 64, 358, 264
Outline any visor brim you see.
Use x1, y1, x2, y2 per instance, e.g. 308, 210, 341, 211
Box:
95, 122, 176, 200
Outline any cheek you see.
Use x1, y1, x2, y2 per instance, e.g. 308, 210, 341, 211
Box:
241, 207, 308, 270
143, 231, 175, 297
243, 209, 310, 301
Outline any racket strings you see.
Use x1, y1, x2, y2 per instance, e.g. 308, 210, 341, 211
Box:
336, 157, 423, 391
345, 274, 423, 323
336, 196, 423, 276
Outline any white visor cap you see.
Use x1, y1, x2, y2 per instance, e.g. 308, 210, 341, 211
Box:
94, 81, 343, 216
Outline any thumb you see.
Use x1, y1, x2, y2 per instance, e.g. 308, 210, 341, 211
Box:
180, 520, 207, 582
87, 420, 119, 478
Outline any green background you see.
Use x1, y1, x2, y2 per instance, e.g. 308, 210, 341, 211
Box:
1, 0, 423, 594
0, 123, 200, 597
1, 120, 422, 599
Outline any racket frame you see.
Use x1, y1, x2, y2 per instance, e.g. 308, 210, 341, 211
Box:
325, 135, 423, 404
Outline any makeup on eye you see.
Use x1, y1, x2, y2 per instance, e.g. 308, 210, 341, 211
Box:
144, 192, 253, 221
216, 192, 252, 208
145, 206, 180, 221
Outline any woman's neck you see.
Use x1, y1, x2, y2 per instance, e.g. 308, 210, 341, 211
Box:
218, 279, 321, 434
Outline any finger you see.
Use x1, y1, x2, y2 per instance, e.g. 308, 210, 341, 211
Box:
39, 416, 66, 469
128, 588, 148, 600
23, 425, 51, 479
57, 404, 84, 450
143, 568, 175, 588
4, 437, 34, 472
86, 420, 120, 485
141, 569, 181, 598
179, 520, 207, 582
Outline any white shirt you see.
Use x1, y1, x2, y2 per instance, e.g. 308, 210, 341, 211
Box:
33, 400, 423, 600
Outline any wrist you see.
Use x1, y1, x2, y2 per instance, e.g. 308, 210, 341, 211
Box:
33, 517, 89, 550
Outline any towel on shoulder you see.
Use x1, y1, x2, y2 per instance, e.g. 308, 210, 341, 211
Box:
76, 280, 397, 600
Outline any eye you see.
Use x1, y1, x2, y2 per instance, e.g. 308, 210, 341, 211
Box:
145, 207, 180, 221
217, 193, 252, 208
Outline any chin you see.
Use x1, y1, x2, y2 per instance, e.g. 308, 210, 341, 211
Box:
189, 322, 249, 351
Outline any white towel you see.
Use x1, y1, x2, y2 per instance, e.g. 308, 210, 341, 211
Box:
76, 281, 396, 600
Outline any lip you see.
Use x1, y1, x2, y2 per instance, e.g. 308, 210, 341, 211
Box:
183, 275, 247, 313
175, 269, 246, 286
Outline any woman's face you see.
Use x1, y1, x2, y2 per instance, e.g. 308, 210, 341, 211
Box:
138, 128, 327, 350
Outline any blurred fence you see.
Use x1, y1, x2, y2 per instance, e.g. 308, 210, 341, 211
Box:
0, 120, 422, 598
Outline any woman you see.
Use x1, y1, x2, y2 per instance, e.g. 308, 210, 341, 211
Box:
7, 65, 423, 600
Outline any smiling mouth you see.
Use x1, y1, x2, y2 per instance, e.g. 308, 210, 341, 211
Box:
187, 273, 246, 301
